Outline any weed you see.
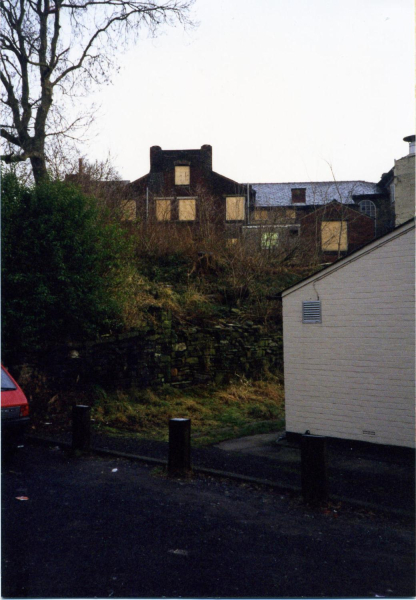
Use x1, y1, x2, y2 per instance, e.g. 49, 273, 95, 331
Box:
90, 377, 285, 446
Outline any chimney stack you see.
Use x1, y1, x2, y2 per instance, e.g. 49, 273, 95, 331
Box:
201, 145, 212, 171
150, 145, 162, 170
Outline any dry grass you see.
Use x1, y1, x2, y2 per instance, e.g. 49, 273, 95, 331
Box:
91, 376, 285, 446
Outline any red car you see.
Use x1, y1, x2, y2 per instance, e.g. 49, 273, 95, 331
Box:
1, 365, 30, 446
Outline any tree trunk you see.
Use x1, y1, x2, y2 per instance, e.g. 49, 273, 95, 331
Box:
30, 155, 49, 184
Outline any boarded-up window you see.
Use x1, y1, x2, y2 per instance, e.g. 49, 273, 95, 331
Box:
120, 200, 136, 221
175, 166, 190, 185
156, 199, 171, 221
321, 221, 348, 251
179, 198, 196, 221
291, 188, 306, 203
285, 208, 296, 220
254, 209, 268, 221
261, 232, 279, 249
226, 196, 245, 221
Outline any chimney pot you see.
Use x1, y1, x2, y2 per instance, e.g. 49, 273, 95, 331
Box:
403, 135, 415, 155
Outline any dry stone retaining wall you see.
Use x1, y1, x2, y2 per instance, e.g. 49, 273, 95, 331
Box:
28, 311, 283, 390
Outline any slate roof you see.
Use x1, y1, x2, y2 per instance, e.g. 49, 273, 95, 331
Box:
251, 181, 384, 207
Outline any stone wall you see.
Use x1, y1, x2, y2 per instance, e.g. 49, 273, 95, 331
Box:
24, 311, 282, 391
394, 153, 415, 226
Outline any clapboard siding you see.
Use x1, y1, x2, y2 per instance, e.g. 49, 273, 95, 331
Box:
282, 220, 415, 448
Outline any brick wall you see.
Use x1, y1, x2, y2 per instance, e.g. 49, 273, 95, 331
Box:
300, 202, 375, 261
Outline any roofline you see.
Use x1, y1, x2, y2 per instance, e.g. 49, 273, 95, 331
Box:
212, 170, 247, 188
281, 218, 415, 297
250, 180, 380, 186
298, 199, 374, 221
128, 173, 149, 186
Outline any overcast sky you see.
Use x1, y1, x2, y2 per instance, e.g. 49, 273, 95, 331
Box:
87, 0, 414, 185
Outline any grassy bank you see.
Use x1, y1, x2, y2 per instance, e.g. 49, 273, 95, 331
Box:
91, 377, 285, 447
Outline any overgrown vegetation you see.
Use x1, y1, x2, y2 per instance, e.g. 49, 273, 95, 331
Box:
116, 220, 319, 331
2, 174, 321, 444
29, 376, 285, 447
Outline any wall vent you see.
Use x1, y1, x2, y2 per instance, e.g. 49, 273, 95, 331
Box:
362, 430, 376, 436
302, 301, 322, 323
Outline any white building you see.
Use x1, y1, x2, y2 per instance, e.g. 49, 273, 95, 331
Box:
282, 218, 415, 448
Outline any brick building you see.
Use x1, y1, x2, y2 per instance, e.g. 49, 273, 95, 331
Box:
300, 200, 375, 262
126, 145, 254, 241
248, 180, 386, 259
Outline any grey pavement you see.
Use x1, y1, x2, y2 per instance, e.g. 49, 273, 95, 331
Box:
2, 443, 415, 599
28, 428, 415, 517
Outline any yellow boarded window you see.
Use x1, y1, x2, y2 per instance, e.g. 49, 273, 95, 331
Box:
254, 209, 268, 221
156, 199, 171, 221
321, 221, 348, 251
122, 200, 136, 221
175, 166, 190, 185
226, 197, 245, 221
179, 198, 196, 221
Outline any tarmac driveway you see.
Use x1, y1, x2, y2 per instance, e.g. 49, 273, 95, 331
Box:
2, 444, 415, 599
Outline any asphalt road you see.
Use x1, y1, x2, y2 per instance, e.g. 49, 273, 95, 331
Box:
2, 444, 415, 599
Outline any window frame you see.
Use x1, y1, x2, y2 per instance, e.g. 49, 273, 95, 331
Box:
358, 199, 376, 219
178, 197, 197, 221
321, 220, 348, 252
291, 188, 306, 204
226, 196, 246, 221
254, 209, 269, 222
261, 231, 279, 250
155, 198, 172, 221
175, 165, 190, 186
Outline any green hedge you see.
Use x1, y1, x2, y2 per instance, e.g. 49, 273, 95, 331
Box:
2, 174, 132, 359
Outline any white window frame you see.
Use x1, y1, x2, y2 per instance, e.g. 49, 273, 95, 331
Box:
358, 199, 376, 219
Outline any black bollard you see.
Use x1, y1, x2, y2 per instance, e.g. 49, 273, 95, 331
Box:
301, 433, 328, 504
72, 405, 91, 452
168, 418, 191, 477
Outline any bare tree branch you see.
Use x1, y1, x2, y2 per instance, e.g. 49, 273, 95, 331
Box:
0, 0, 195, 182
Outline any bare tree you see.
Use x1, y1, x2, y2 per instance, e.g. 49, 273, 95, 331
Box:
0, 0, 194, 183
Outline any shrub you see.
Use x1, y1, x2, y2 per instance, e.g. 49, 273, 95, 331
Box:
1, 174, 132, 360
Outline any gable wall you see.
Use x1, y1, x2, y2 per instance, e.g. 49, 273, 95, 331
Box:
300, 203, 375, 260
282, 223, 415, 448
394, 154, 415, 226
127, 147, 253, 231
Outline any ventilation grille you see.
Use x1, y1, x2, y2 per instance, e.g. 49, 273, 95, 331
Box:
302, 301, 322, 324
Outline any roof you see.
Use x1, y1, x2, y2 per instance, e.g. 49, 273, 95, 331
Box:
251, 181, 383, 207
281, 218, 415, 297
